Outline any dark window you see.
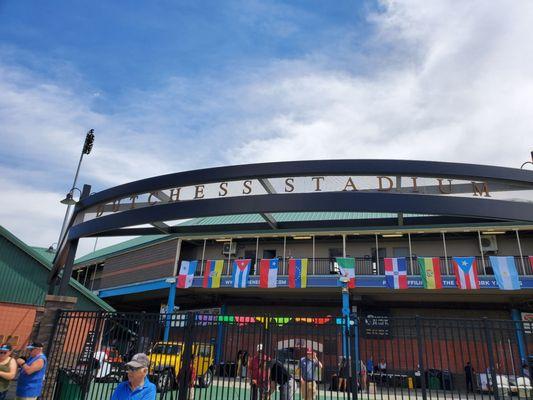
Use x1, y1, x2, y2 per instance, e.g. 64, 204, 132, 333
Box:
263, 249, 276, 258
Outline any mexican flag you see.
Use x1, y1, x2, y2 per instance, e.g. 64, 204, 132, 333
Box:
418, 257, 443, 289
336, 257, 356, 288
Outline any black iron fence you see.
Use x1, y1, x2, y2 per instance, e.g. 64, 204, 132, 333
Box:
42, 311, 533, 400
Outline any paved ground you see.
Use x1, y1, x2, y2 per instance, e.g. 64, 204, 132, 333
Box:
55, 377, 499, 400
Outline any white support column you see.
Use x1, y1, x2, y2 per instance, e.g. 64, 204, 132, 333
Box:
228, 238, 232, 275
255, 237, 259, 274
342, 234, 347, 258
477, 231, 487, 274
408, 233, 413, 274
312, 235, 316, 275
515, 230, 526, 275
283, 236, 287, 274
200, 239, 207, 276
442, 232, 449, 275
375, 234, 380, 274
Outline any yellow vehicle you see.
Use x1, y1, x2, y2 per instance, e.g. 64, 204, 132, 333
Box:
148, 341, 215, 392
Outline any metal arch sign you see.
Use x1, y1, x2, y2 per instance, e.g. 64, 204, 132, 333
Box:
66, 159, 533, 240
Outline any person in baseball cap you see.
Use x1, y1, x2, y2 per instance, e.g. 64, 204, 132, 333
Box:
111, 353, 156, 400
0, 343, 16, 400
25, 342, 44, 350
16, 341, 47, 399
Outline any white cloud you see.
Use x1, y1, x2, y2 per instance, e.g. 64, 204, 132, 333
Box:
1, 0, 533, 255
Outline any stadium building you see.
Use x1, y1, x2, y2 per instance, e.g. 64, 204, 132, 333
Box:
47, 160, 532, 324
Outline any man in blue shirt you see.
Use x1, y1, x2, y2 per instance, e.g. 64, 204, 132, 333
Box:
16, 341, 47, 400
111, 353, 156, 400
299, 348, 322, 400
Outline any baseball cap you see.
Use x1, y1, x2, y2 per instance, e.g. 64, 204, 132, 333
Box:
0, 344, 12, 351
126, 353, 150, 369
306, 347, 313, 354
27, 342, 44, 350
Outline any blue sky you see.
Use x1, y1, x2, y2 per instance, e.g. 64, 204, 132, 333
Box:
1, 0, 532, 253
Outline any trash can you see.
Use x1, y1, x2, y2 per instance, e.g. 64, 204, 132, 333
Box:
427, 369, 442, 390
441, 370, 453, 390
54, 369, 84, 400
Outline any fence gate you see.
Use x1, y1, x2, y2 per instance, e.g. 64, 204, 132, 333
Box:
41, 312, 532, 400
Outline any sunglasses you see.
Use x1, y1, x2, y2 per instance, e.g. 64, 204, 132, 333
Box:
0, 351, 8, 354
126, 366, 143, 372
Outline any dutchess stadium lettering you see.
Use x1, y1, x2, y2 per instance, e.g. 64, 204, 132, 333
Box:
94, 176, 491, 217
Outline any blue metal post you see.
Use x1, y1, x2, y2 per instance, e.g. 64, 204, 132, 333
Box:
511, 309, 527, 364
215, 304, 226, 364
163, 280, 176, 341
341, 282, 350, 357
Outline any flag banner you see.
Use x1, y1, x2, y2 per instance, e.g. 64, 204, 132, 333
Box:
490, 256, 521, 290
177, 260, 197, 288
384, 257, 408, 289
202, 260, 224, 288
232, 259, 251, 288
259, 258, 279, 288
453, 257, 480, 289
418, 257, 443, 289
336, 257, 356, 288
288, 259, 308, 288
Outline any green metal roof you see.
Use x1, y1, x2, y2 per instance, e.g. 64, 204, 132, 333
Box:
0, 225, 114, 311
177, 212, 409, 226
31, 246, 56, 264
75, 234, 170, 266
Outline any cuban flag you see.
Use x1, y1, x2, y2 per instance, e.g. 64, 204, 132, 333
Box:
384, 258, 408, 289
232, 259, 251, 288
177, 260, 197, 288
202, 260, 224, 288
259, 259, 278, 288
490, 256, 520, 290
453, 257, 480, 289
288, 258, 308, 288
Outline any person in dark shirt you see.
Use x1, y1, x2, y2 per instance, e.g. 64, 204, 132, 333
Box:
270, 359, 294, 400
464, 361, 475, 392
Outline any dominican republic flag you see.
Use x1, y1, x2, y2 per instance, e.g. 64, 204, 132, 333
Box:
232, 259, 251, 288
384, 258, 408, 289
288, 259, 308, 288
177, 260, 197, 288
202, 260, 224, 288
336, 257, 356, 288
489, 256, 520, 290
259, 259, 278, 288
452, 257, 480, 289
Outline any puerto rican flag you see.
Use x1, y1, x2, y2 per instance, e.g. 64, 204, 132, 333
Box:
232, 259, 251, 288
259, 259, 278, 288
384, 258, 408, 289
453, 257, 480, 289
177, 260, 197, 288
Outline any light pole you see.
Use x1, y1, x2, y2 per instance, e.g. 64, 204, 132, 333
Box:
56, 130, 95, 248
339, 276, 350, 357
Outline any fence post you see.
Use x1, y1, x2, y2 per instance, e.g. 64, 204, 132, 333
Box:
178, 312, 195, 400
483, 318, 500, 400
415, 316, 427, 400
349, 314, 359, 400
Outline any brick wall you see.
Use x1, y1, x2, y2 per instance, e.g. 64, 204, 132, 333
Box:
0, 302, 37, 349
